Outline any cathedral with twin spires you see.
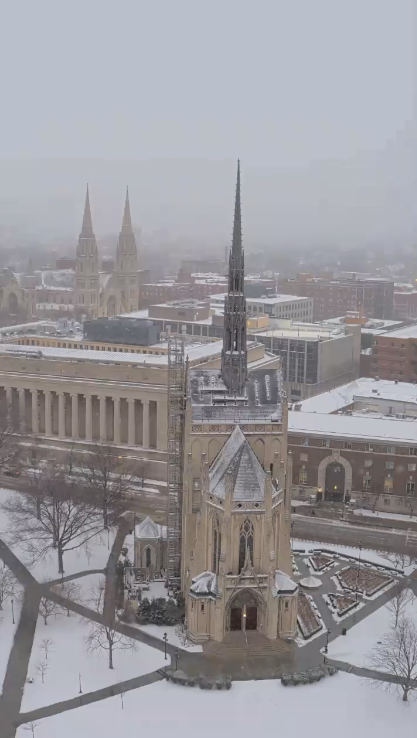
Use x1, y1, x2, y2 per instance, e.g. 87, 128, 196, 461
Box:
181, 162, 298, 643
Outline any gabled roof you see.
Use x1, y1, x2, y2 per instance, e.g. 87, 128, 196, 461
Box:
274, 570, 298, 595
209, 425, 267, 501
135, 515, 167, 540
190, 571, 218, 597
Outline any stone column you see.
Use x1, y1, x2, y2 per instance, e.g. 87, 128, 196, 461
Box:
5, 387, 12, 427
156, 400, 165, 450
71, 393, 79, 439
85, 394, 93, 441
31, 389, 39, 434
44, 390, 52, 436
127, 398, 135, 446
113, 397, 121, 445
58, 392, 66, 439
99, 395, 106, 442
142, 399, 150, 448
18, 388, 25, 432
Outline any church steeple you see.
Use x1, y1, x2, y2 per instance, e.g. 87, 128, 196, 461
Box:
115, 187, 138, 313
221, 160, 247, 394
80, 185, 94, 239
75, 185, 99, 316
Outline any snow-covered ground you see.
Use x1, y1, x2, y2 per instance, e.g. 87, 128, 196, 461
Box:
327, 590, 417, 668
21, 612, 166, 710
0, 487, 114, 579
135, 623, 203, 653
0, 592, 21, 692
16, 673, 417, 738
293, 539, 416, 574
354, 508, 417, 523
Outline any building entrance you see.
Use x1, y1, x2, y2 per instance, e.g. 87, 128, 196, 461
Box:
229, 601, 258, 631
325, 462, 345, 502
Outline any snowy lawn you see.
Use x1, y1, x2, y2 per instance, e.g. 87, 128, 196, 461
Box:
0, 592, 22, 693
293, 539, 416, 574
17, 672, 417, 738
134, 623, 203, 653
354, 509, 417, 523
0, 487, 114, 579
327, 591, 417, 668
21, 612, 166, 710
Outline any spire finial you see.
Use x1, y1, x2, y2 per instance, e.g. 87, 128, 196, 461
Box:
121, 186, 133, 233
81, 184, 94, 237
232, 160, 242, 259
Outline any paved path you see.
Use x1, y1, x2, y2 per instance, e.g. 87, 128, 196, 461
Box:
103, 519, 130, 624
17, 669, 165, 725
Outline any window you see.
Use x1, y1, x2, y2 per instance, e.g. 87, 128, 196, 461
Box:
284, 600, 289, 610
212, 516, 222, 575
384, 476, 393, 493
407, 480, 415, 495
363, 476, 371, 490
384, 498, 391, 506
191, 600, 194, 611
145, 547, 151, 568
201, 602, 205, 614
408, 464, 417, 472
344, 441, 352, 450
386, 446, 395, 454
386, 461, 395, 470
239, 518, 254, 572
300, 453, 308, 462
364, 459, 372, 468
302, 438, 309, 446
365, 444, 373, 452
299, 466, 308, 485
410, 448, 417, 456
322, 439, 330, 448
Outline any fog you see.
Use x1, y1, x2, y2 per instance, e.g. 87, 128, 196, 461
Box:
0, 0, 415, 248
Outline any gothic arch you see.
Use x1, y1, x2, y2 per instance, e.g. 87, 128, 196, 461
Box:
317, 452, 352, 500
253, 439, 265, 465
208, 439, 221, 463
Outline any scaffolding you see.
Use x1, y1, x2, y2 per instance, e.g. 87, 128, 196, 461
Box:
167, 335, 186, 590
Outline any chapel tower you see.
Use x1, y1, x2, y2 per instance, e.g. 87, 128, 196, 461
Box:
115, 188, 138, 313
75, 186, 99, 317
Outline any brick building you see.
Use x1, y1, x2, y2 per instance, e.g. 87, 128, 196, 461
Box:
278, 274, 394, 322
288, 378, 417, 513
394, 287, 417, 320
370, 325, 417, 383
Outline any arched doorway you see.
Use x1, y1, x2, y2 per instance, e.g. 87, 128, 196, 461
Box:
227, 589, 262, 632
325, 462, 345, 502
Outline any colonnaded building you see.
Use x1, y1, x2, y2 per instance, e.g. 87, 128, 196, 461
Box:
182, 163, 298, 643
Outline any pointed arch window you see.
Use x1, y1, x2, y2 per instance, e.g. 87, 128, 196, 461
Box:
212, 516, 221, 574
145, 547, 151, 568
239, 517, 254, 572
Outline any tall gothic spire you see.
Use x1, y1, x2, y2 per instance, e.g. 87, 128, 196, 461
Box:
221, 161, 247, 395
80, 184, 94, 238
121, 186, 133, 234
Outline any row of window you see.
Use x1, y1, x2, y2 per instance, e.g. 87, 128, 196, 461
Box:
298, 454, 417, 472
300, 438, 417, 456
298, 466, 415, 495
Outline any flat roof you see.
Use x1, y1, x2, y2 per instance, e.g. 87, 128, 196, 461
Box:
288, 411, 417, 444
209, 293, 311, 305
295, 378, 417, 414
254, 326, 346, 340
381, 324, 417, 339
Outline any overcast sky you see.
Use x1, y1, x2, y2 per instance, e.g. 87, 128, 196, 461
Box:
0, 0, 415, 248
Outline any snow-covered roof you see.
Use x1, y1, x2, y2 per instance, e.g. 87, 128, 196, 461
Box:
190, 571, 218, 597
274, 570, 298, 594
295, 378, 417, 414
300, 576, 322, 589
209, 426, 269, 501
385, 324, 417, 339
135, 516, 167, 540
289, 410, 417, 444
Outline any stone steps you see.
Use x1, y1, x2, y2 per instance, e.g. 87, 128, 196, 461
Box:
203, 633, 291, 657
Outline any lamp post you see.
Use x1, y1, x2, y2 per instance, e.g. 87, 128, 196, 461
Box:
163, 632, 168, 660
175, 649, 179, 671
79, 673, 82, 694
324, 629, 331, 654
290, 521, 294, 552
11, 598, 15, 625
355, 540, 363, 603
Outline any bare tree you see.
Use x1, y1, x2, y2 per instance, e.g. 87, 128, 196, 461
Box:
386, 581, 413, 627
369, 616, 417, 702
84, 584, 136, 669
39, 595, 62, 625
382, 550, 417, 572
52, 580, 82, 616
40, 637, 54, 660
0, 562, 15, 610
2, 463, 104, 574
405, 493, 417, 518
35, 661, 48, 684
22, 720, 41, 737
80, 444, 132, 529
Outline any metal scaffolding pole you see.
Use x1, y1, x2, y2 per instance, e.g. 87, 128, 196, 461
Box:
167, 336, 186, 589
